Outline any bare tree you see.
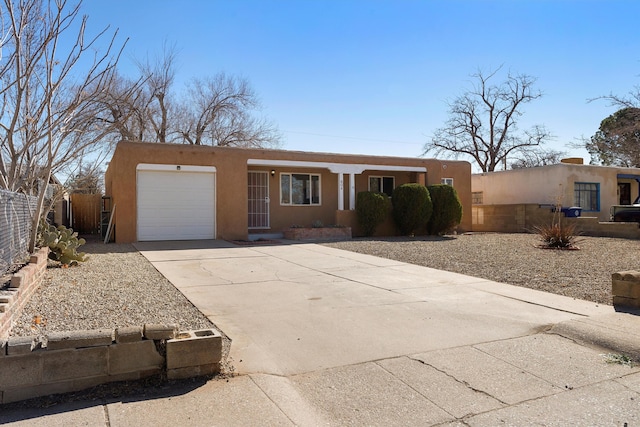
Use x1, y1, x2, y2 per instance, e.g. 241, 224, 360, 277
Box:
133, 43, 177, 143
177, 74, 280, 147
0, 0, 126, 251
509, 148, 567, 169
102, 46, 281, 148
424, 67, 552, 172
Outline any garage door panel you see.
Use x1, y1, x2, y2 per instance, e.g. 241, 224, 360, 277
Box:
137, 169, 215, 241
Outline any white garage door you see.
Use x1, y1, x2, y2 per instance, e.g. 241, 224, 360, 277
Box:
137, 165, 216, 241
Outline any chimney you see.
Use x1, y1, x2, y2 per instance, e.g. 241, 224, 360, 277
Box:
560, 157, 584, 165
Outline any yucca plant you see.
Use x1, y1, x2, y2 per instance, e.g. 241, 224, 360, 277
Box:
533, 209, 582, 249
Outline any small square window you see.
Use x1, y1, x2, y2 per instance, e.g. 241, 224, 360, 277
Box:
472, 191, 483, 205
441, 178, 454, 186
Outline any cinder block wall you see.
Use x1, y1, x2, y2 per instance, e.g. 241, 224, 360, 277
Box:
471, 204, 640, 239
0, 325, 222, 404
0, 247, 48, 338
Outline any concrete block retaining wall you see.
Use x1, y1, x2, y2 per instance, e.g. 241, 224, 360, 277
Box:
472, 204, 640, 239
0, 247, 49, 338
0, 325, 222, 404
612, 271, 640, 309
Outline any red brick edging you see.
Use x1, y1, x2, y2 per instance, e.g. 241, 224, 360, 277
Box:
0, 247, 49, 339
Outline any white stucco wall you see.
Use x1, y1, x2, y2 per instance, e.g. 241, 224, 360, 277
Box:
472, 163, 640, 221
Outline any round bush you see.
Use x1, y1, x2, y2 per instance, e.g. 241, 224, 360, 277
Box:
356, 191, 389, 237
427, 184, 463, 235
391, 183, 432, 236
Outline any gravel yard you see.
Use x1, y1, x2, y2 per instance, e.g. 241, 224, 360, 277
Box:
326, 233, 640, 305
7, 232, 639, 353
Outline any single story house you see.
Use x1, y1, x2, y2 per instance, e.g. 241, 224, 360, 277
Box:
471, 158, 640, 223
104, 141, 472, 242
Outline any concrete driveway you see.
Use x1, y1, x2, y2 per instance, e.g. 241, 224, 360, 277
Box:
134, 240, 607, 377
3, 239, 640, 426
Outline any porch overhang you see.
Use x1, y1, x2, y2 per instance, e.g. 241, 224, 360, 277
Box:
247, 159, 427, 210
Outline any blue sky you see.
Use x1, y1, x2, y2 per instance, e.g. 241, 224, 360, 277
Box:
79, 1, 640, 169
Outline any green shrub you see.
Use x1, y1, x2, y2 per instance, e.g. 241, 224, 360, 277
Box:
37, 222, 88, 266
427, 184, 463, 235
391, 184, 432, 236
356, 191, 389, 237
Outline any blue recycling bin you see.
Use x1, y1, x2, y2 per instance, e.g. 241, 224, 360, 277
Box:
560, 207, 582, 217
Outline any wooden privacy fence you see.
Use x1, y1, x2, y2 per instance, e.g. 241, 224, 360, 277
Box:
71, 194, 102, 234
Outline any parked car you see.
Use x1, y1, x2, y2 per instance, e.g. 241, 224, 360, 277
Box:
611, 205, 640, 222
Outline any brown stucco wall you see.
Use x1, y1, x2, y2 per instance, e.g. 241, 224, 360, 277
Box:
105, 141, 472, 242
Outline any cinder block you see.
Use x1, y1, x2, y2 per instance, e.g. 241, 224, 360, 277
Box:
613, 296, 640, 309
42, 347, 108, 383
108, 340, 164, 376
9, 272, 23, 288
612, 279, 635, 296
612, 271, 640, 282
46, 329, 114, 350
115, 326, 143, 343
0, 353, 42, 389
166, 329, 222, 370
612, 270, 640, 308
7, 336, 40, 355
2, 379, 79, 404
143, 323, 177, 340
167, 363, 220, 380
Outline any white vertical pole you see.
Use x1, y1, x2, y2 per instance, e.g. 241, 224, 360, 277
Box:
338, 172, 344, 211
349, 173, 356, 210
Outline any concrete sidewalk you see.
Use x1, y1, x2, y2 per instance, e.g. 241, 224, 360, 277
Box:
2, 240, 640, 426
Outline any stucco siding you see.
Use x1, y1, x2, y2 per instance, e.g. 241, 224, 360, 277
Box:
105, 141, 472, 242
472, 163, 640, 222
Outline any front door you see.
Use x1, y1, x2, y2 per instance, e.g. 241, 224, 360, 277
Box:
248, 171, 270, 229
619, 183, 631, 205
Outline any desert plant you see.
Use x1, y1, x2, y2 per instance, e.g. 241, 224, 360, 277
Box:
356, 191, 389, 237
427, 184, 463, 235
37, 222, 88, 266
391, 184, 433, 236
312, 220, 324, 228
533, 211, 582, 249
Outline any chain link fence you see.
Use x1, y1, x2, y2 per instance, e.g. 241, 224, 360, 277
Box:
0, 189, 37, 275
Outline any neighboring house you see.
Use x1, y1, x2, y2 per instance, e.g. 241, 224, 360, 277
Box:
104, 141, 472, 242
471, 158, 640, 223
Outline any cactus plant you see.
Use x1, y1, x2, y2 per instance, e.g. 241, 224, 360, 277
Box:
37, 222, 88, 266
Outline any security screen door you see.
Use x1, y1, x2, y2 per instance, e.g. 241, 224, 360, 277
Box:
248, 171, 270, 229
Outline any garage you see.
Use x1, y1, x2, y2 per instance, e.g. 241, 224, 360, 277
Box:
136, 164, 216, 241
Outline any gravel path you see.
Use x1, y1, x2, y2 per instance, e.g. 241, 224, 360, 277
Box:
325, 233, 640, 305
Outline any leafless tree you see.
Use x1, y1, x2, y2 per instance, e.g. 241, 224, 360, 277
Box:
0, 0, 126, 251
103, 46, 281, 148
509, 148, 567, 169
177, 74, 281, 147
424, 67, 553, 172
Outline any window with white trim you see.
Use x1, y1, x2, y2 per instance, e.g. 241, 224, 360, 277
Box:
369, 176, 395, 197
441, 178, 454, 186
280, 173, 321, 205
